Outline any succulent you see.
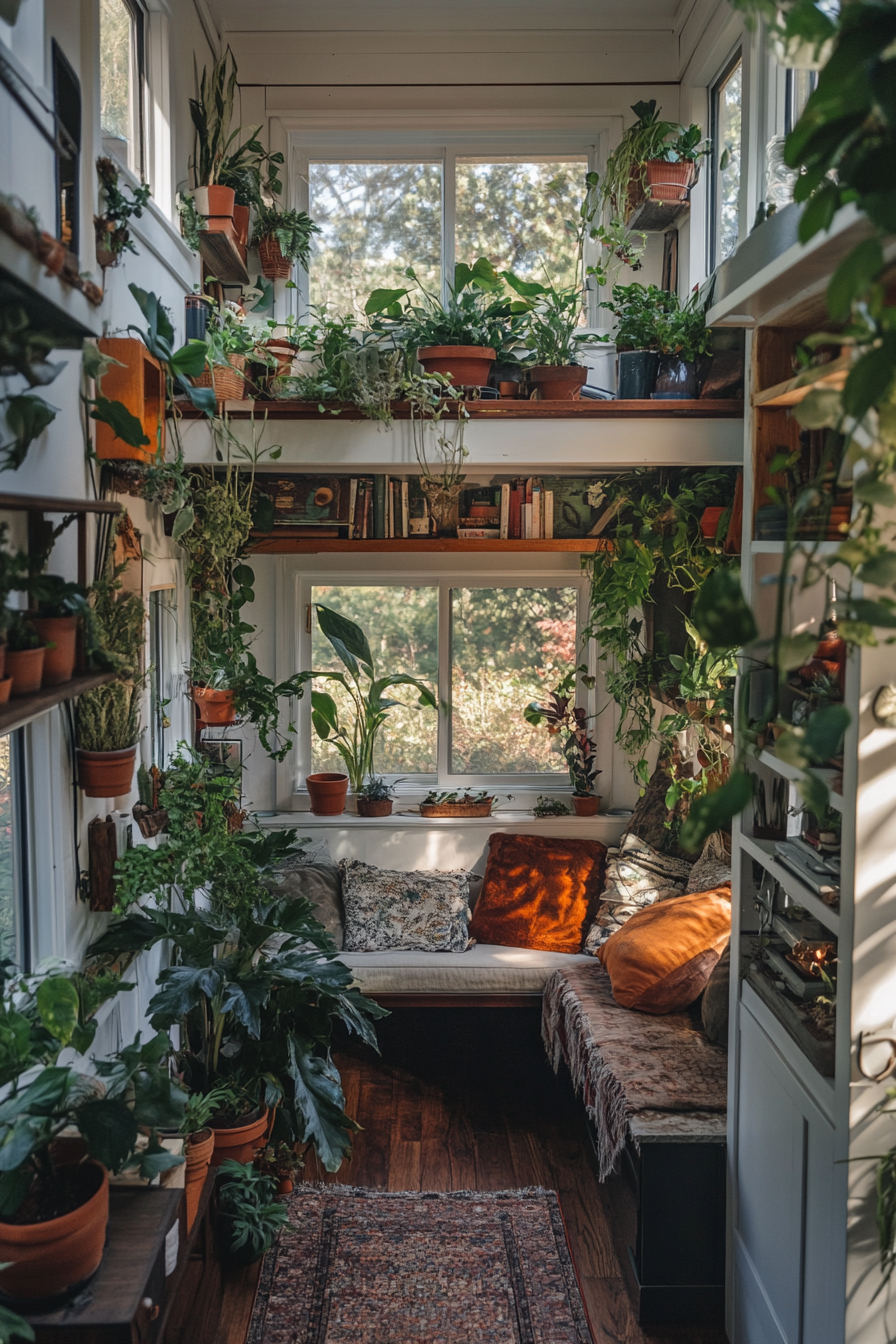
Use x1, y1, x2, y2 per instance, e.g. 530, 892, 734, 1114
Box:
357, 776, 395, 802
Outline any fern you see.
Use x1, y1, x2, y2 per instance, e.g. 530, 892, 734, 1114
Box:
76, 682, 140, 751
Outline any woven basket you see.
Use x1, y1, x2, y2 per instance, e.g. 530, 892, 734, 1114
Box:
420, 800, 493, 818
257, 235, 292, 280
194, 354, 246, 402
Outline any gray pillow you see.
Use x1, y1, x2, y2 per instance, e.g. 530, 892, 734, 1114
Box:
701, 942, 730, 1046
339, 858, 472, 953
685, 836, 732, 895
267, 863, 344, 948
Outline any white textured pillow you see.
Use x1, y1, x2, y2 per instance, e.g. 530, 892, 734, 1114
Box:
684, 836, 732, 896
582, 834, 692, 954
339, 859, 473, 953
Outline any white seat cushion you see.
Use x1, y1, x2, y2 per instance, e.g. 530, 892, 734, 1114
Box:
339, 944, 596, 995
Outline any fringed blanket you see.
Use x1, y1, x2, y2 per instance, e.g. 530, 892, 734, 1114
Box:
542, 965, 727, 1180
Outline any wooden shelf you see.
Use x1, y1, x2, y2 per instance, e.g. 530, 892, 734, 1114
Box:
0, 493, 123, 587
0, 672, 116, 737
0, 230, 100, 346
756, 747, 843, 811
745, 968, 835, 1079
626, 196, 690, 233
197, 229, 249, 286
752, 353, 851, 408
248, 535, 613, 555
175, 397, 744, 421
739, 833, 841, 934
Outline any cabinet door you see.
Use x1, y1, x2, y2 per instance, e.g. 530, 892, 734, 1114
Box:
733, 1004, 840, 1344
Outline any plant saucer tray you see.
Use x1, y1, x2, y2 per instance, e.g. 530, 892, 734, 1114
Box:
419, 800, 493, 817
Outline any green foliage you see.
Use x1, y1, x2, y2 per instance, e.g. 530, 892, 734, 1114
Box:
0, 393, 58, 472
126, 282, 215, 415
250, 206, 320, 265
87, 532, 146, 676
524, 665, 601, 795
217, 1160, 289, 1262
357, 776, 394, 802
599, 283, 679, 351
0, 525, 28, 633
176, 190, 207, 252
76, 681, 140, 751
533, 795, 572, 817
602, 101, 711, 218
181, 1084, 240, 1136
654, 288, 712, 363
503, 271, 588, 368
94, 156, 151, 259
189, 46, 256, 189
368, 257, 529, 356
5, 614, 39, 652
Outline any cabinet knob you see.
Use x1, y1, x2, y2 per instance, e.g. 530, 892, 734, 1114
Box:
140, 1297, 160, 1320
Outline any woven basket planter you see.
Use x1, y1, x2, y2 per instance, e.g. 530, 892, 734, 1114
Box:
420, 800, 493, 818
193, 354, 246, 402
644, 159, 696, 203
257, 235, 292, 280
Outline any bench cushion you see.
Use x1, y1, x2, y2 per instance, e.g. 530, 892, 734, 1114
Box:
542, 965, 727, 1179
340, 944, 595, 995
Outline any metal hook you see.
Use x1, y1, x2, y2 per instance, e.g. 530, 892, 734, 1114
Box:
856, 1032, 896, 1083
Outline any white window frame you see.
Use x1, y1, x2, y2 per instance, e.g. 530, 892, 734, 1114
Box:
285, 124, 612, 328
280, 562, 596, 804
708, 46, 745, 274
99, 0, 147, 178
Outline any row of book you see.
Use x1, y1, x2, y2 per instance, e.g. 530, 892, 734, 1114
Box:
457, 479, 555, 540
348, 477, 429, 539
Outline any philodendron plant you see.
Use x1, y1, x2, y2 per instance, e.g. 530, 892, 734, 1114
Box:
296, 605, 437, 793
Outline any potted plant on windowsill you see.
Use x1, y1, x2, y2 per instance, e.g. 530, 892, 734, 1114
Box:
0, 966, 185, 1305
355, 776, 395, 818
598, 283, 680, 399
524, 665, 602, 816
503, 272, 590, 401
654, 289, 712, 400
295, 605, 437, 815
5, 614, 46, 697
94, 158, 151, 269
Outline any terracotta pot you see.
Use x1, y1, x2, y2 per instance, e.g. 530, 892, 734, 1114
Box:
417, 345, 495, 387
0, 644, 5, 680
191, 685, 237, 725
644, 159, 695, 204
76, 745, 137, 798
257, 234, 292, 280
185, 1128, 215, 1232
0, 677, 11, 704
210, 1107, 270, 1167
264, 339, 299, 374
498, 381, 519, 398
32, 615, 78, 685
306, 772, 349, 816
572, 794, 601, 817
0, 1162, 108, 1303
529, 364, 588, 401
37, 231, 66, 275
700, 506, 726, 540
192, 185, 235, 218
276, 1177, 294, 1195
6, 646, 45, 696
232, 203, 250, 246
193, 353, 246, 402
356, 798, 393, 818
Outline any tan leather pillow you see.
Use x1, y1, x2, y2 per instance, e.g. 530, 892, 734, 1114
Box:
598, 887, 731, 1013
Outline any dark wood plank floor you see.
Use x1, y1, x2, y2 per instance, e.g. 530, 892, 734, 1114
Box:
170, 1007, 729, 1344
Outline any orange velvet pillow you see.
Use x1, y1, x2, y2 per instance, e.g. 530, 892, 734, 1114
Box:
598, 887, 731, 1014
469, 833, 608, 954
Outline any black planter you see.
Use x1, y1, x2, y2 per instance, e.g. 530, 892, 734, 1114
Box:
617, 349, 659, 400
653, 354, 698, 399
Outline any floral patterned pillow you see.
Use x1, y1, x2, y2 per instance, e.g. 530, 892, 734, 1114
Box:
339, 859, 473, 953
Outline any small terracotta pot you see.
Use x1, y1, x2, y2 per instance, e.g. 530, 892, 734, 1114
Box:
0, 677, 11, 704
193, 353, 246, 402
257, 234, 292, 280
6, 646, 45, 696
37, 231, 66, 275
185, 1128, 215, 1232
210, 1107, 270, 1167
356, 798, 393, 818
699, 506, 726, 540
77, 745, 137, 798
418, 345, 496, 386
192, 685, 237, 725
498, 381, 519, 398
306, 772, 349, 816
0, 1162, 108, 1302
529, 365, 588, 401
192, 185, 235, 218
276, 1177, 294, 1195
32, 615, 78, 685
264, 339, 299, 374
644, 159, 695, 203
232, 203, 250, 246
572, 794, 601, 817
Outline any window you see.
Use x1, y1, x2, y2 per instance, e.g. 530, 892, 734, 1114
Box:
99, 0, 145, 176
149, 588, 177, 766
0, 733, 30, 969
304, 577, 587, 785
52, 40, 81, 255
785, 68, 818, 134
305, 150, 592, 321
710, 53, 743, 270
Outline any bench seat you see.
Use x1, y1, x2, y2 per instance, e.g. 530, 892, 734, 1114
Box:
340, 944, 595, 997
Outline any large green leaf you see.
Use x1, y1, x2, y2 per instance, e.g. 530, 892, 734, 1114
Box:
310, 689, 340, 740
132, 1132, 185, 1181
691, 567, 757, 651
168, 340, 209, 378
148, 965, 223, 1027
77, 1098, 139, 1174
90, 397, 151, 449
802, 704, 850, 763
2, 394, 58, 471
0, 1168, 36, 1221
36, 977, 79, 1046
0, 1068, 71, 1127
369, 673, 437, 713
314, 604, 373, 678
0, 1302, 36, 1343
501, 271, 547, 298
328, 987, 389, 1051
679, 771, 754, 852
364, 287, 409, 315
287, 1035, 357, 1172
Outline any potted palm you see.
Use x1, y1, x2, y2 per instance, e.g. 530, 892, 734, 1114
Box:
75, 681, 141, 797
524, 668, 602, 815
294, 604, 437, 814
0, 965, 185, 1304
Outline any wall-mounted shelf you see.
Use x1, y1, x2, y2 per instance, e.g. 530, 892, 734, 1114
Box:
197, 230, 250, 286
739, 832, 841, 934
0, 672, 115, 737
176, 397, 743, 421
0, 492, 123, 586
248, 535, 612, 555
752, 353, 851, 408
0, 230, 100, 346
626, 196, 690, 233
750, 540, 842, 555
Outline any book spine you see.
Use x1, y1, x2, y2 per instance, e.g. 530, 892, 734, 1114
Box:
401, 480, 409, 537
348, 478, 357, 535
531, 486, 542, 539
387, 480, 393, 539
500, 483, 510, 540
510, 482, 523, 539
373, 475, 386, 540
522, 502, 531, 540
353, 480, 363, 539
544, 490, 554, 540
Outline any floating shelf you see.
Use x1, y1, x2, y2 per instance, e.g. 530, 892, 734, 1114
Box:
755, 747, 844, 811
739, 832, 841, 934
626, 196, 690, 233
248, 535, 613, 555
177, 397, 743, 421
0, 672, 116, 737
197, 230, 250, 286
752, 353, 851, 408
0, 492, 123, 586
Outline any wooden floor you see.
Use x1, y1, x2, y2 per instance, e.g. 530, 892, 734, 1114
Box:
170, 1007, 728, 1344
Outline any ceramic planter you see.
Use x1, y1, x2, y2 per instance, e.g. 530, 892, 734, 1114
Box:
6, 645, 45, 696
264, 339, 299, 375
192, 185, 235, 218
572, 794, 601, 817
616, 349, 659, 400
77, 745, 137, 798
0, 677, 11, 704
356, 798, 393, 818
185, 1128, 215, 1232
644, 159, 695, 203
210, 1107, 270, 1167
276, 1177, 294, 1195
193, 353, 246, 403
417, 345, 495, 386
528, 364, 588, 401
306, 772, 349, 816
0, 1162, 108, 1303
36, 231, 66, 275
257, 234, 292, 280
32, 615, 78, 685
192, 685, 237, 725
654, 354, 698, 399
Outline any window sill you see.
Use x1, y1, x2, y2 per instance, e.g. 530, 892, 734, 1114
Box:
260, 808, 628, 833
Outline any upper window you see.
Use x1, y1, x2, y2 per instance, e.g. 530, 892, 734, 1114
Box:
305, 578, 585, 784
306, 152, 590, 321
99, 0, 145, 176
0, 732, 30, 969
710, 53, 743, 270
52, 40, 81, 255
785, 68, 818, 134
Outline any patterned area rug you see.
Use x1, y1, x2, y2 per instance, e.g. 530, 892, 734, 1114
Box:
247, 1185, 594, 1344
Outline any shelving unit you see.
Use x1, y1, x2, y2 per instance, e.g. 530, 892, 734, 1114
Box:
0, 492, 122, 586
751, 352, 850, 408
176, 396, 744, 421
248, 534, 613, 555
0, 229, 100, 345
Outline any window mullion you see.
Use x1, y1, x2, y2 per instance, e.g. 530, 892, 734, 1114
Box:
437, 581, 452, 783
442, 146, 456, 303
